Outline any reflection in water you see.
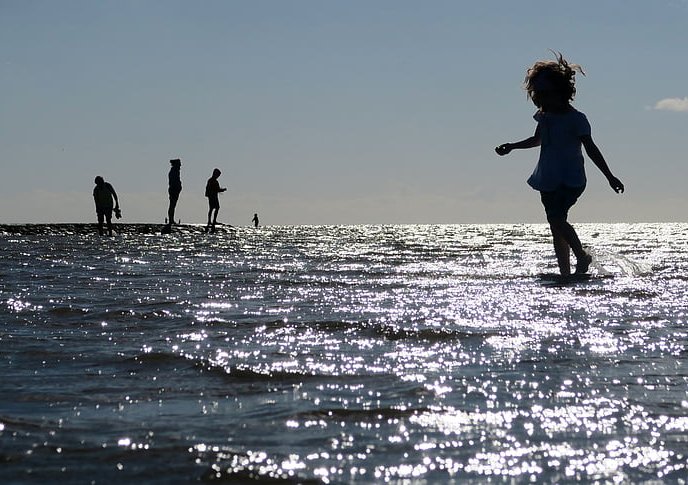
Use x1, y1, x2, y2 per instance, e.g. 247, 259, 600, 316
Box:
1, 223, 687, 483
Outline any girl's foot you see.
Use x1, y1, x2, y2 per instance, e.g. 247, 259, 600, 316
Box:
575, 251, 593, 274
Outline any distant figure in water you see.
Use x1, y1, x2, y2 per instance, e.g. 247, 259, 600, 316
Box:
93, 176, 120, 236
495, 52, 624, 276
204, 168, 226, 233
166, 158, 182, 230
252, 213, 259, 228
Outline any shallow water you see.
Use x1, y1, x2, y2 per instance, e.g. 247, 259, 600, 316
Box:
1, 223, 687, 483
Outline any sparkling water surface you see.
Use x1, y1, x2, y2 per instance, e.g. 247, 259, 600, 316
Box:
1, 223, 687, 483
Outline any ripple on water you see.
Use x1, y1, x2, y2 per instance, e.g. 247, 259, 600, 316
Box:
1, 223, 687, 483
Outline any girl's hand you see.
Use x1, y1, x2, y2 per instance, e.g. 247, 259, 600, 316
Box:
495, 143, 512, 156
608, 176, 624, 194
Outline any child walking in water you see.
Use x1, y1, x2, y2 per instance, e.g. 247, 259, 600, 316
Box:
496, 52, 624, 275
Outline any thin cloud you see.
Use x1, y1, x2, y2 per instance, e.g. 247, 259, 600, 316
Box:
654, 97, 688, 112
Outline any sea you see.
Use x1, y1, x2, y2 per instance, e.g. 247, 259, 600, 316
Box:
1, 222, 687, 484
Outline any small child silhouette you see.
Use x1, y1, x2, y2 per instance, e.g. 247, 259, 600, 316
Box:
496, 52, 624, 276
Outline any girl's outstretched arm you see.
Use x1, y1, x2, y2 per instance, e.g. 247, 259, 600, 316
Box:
495, 126, 541, 155
581, 135, 625, 193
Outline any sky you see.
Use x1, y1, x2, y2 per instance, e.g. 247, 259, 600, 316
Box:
1, 0, 687, 225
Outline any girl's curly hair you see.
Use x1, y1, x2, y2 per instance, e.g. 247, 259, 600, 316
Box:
525, 51, 585, 106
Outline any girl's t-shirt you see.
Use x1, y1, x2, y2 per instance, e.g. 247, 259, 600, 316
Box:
527, 108, 591, 191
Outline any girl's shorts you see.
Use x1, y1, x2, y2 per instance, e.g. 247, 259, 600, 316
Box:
540, 184, 585, 221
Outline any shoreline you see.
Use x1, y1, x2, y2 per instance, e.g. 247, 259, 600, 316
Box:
0, 223, 235, 236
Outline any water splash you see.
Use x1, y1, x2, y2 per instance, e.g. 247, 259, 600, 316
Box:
588, 247, 652, 276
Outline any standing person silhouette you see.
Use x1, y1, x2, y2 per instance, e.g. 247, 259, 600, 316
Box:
252, 213, 259, 228
166, 158, 182, 230
495, 52, 624, 276
204, 168, 226, 233
93, 176, 120, 236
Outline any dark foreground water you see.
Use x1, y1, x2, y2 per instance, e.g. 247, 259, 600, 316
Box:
1, 223, 687, 484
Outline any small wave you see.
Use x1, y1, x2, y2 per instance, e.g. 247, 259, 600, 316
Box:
124, 351, 188, 366
0, 414, 55, 431
189, 353, 403, 385
90, 307, 179, 324
48, 306, 89, 317
257, 319, 355, 333
371, 324, 495, 342
250, 319, 496, 343
234, 319, 497, 344
193, 361, 333, 383
293, 406, 429, 421
617, 289, 660, 299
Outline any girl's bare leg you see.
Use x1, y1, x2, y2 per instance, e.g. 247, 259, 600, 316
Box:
551, 225, 571, 275
550, 219, 591, 275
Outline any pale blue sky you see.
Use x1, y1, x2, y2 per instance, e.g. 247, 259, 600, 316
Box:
1, 0, 687, 224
